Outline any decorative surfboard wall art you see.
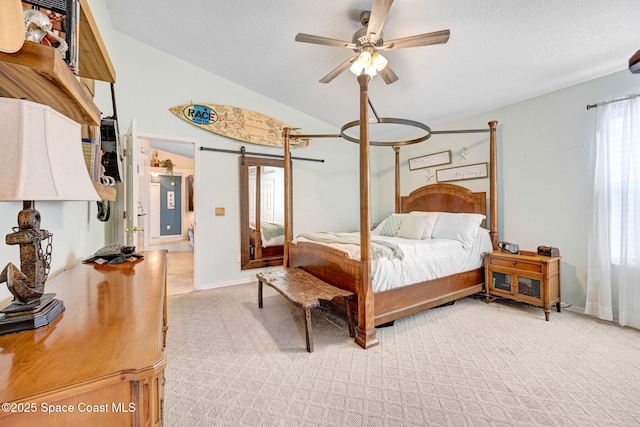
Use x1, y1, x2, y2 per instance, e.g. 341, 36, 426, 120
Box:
169, 103, 309, 148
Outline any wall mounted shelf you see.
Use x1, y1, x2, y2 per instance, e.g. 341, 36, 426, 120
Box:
0, 0, 115, 126
0, 42, 101, 125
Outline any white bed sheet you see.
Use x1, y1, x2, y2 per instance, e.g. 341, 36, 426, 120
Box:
294, 227, 493, 292
251, 222, 284, 248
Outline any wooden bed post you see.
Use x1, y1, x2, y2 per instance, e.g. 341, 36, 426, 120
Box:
283, 127, 292, 268
355, 73, 379, 349
394, 146, 401, 213
489, 120, 498, 249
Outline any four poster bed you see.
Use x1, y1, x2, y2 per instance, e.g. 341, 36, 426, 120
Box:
281, 76, 499, 349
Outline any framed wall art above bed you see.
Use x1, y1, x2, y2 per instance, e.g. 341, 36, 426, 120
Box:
436, 162, 488, 182
408, 150, 452, 170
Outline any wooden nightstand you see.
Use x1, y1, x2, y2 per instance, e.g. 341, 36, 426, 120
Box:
484, 250, 561, 320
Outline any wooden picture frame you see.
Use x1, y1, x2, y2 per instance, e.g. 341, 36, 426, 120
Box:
408, 150, 451, 171
436, 162, 488, 182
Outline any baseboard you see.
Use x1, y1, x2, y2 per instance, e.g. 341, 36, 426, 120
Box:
563, 305, 625, 325
197, 277, 257, 291
564, 305, 584, 314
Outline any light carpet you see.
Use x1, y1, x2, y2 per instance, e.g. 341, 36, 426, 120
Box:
164, 283, 640, 427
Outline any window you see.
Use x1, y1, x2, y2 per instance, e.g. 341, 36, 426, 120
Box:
606, 109, 639, 264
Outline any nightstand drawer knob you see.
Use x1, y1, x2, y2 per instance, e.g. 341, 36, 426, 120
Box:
511, 261, 516, 265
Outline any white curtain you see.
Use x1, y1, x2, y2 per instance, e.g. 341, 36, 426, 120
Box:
586, 95, 640, 329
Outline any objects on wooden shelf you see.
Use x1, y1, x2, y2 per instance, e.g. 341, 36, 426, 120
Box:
0, 0, 115, 127
24, 9, 68, 57
100, 116, 123, 182
22, 0, 80, 74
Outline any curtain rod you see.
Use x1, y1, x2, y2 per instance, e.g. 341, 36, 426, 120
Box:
200, 146, 324, 163
586, 92, 640, 110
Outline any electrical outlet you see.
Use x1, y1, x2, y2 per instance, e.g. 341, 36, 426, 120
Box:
166, 225, 170, 230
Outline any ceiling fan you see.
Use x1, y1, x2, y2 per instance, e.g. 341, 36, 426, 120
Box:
295, 0, 450, 84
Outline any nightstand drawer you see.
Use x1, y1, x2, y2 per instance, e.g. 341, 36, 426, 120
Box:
489, 257, 542, 273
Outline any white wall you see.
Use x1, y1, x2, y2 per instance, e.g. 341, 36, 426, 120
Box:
0, 201, 107, 307
377, 68, 640, 310
88, 0, 365, 289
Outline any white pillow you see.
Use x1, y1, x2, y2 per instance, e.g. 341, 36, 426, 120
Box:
396, 215, 430, 239
372, 217, 387, 235
408, 211, 439, 239
378, 213, 406, 237
432, 213, 485, 248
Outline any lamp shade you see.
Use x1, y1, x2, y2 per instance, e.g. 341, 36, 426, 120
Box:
0, 98, 100, 201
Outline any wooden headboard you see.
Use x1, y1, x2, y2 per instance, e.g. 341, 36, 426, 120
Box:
399, 183, 486, 225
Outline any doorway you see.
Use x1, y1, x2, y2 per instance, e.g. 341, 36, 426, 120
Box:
125, 126, 198, 296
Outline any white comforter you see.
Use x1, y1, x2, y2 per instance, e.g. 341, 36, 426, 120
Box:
294, 228, 493, 293
262, 235, 284, 248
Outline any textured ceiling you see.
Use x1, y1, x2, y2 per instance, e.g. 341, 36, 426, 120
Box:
103, 0, 640, 134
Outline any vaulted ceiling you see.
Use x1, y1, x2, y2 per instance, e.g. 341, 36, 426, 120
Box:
104, 0, 640, 133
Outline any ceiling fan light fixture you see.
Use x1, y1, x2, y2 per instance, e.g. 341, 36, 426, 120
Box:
364, 65, 378, 77
350, 60, 366, 76
371, 52, 388, 71
358, 51, 372, 66
295, 2, 451, 86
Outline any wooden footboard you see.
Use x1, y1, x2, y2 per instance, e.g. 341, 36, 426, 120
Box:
289, 241, 484, 328
289, 241, 362, 295
374, 269, 483, 325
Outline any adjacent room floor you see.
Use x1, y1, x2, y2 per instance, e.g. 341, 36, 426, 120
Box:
166, 250, 194, 296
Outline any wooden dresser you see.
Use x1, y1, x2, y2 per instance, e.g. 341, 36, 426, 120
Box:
0, 250, 167, 426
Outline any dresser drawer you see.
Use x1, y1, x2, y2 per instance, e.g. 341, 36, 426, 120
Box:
489, 257, 542, 273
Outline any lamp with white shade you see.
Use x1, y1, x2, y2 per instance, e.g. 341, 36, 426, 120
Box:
0, 98, 101, 335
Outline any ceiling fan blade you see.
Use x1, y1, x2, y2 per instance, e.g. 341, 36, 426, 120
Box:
319, 57, 356, 83
379, 65, 399, 84
385, 29, 450, 50
295, 33, 355, 48
367, 0, 393, 40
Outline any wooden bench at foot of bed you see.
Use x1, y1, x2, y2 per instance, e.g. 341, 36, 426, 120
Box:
257, 268, 356, 352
